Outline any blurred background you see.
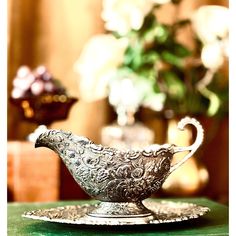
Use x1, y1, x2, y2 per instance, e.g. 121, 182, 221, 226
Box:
7, 0, 228, 204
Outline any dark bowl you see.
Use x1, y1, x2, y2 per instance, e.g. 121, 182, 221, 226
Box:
10, 94, 78, 125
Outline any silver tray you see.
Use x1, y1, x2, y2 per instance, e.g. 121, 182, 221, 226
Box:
22, 200, 210, 226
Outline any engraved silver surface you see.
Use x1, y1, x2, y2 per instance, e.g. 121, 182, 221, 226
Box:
35, 117, 204, 217
22, 200, 210, 226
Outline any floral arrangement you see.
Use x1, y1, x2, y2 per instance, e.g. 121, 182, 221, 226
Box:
74, 0, 228, 118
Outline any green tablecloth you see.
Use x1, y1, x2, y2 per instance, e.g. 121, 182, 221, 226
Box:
8, 198, 228, 236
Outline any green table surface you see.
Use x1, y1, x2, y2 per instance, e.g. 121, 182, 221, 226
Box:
8, 198, 228, 236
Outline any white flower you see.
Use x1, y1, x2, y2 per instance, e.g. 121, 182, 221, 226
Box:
101, 0, 154, 35
108, 70, 166, 112
142, 93, 166, 111
201, 42, 225, 70
191, 5, 228, 45
109, 78, 142, 111
74, 34, 128, 102
192, 6, 228, 70
222, 38, 229, 57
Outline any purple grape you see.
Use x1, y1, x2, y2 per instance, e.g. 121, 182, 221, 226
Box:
31, 80, 44, 95
12, 65, 68, 98
11, 87, 25, 98
42, 72, 52, 81
17, 66, 31, 78
44, 81, 55, 92
35, 65, 47, 75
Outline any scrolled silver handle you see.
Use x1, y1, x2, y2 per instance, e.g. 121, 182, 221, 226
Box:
168, 117, 204, 175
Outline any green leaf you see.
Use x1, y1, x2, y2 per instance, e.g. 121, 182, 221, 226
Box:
143, 92, 166, 111
137, 67, 157, 82
162, 71, 186, 99
154, 25, 169, 43
142, 51, 160, 65
199, 87, 221, 116
161, 51, 184, 67
123, 47, 134, 66
132, 54, 143, 69
123, 41, 143, 69
173, 43, 191, 58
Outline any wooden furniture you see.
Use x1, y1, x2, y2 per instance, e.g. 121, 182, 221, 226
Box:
7, 141, 60, 202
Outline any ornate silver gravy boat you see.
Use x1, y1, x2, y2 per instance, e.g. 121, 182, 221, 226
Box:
35, 117, 204, 221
